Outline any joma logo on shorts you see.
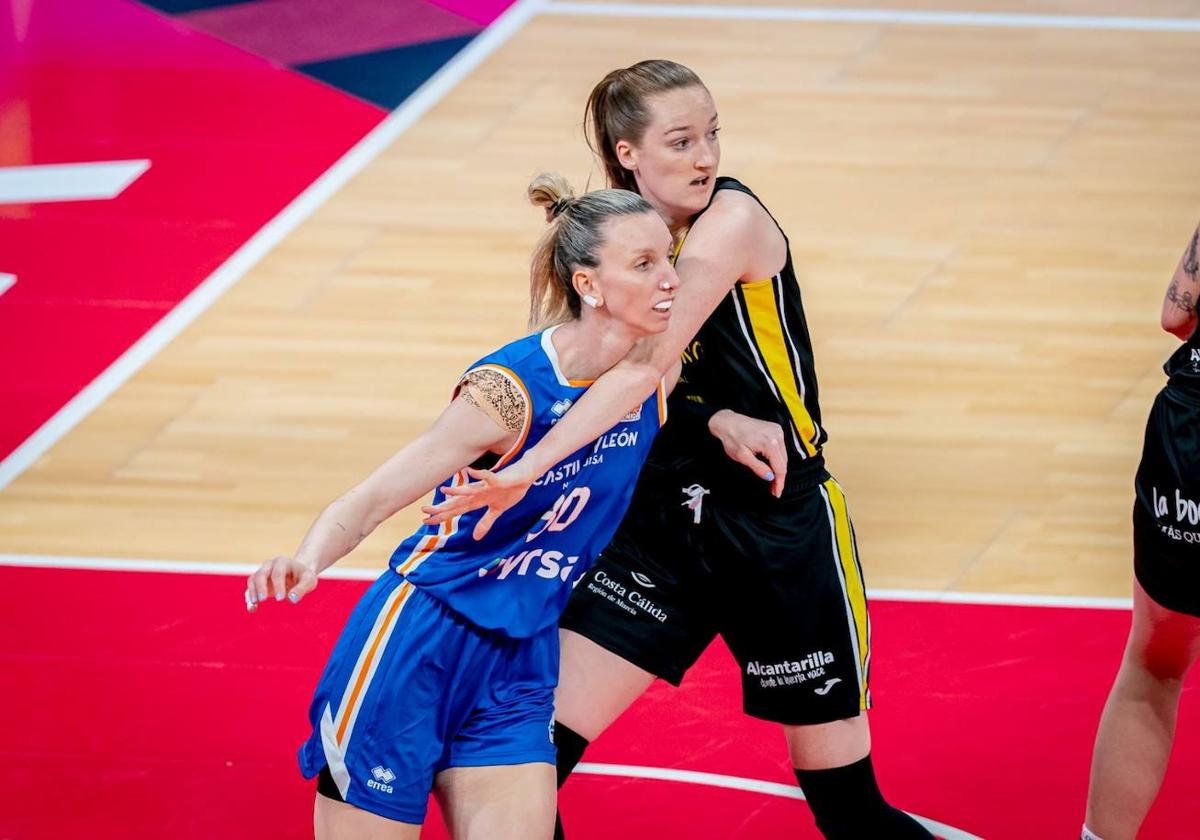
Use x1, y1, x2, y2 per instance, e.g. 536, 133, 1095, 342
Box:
746, 651, 835, 676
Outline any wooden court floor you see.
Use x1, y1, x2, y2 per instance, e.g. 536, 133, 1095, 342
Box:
3, 0, 1200, 600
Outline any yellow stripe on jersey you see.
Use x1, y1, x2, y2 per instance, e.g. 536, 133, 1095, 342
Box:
740, 277, 819, 456
670, 228, 689, 265
823, 479, 871, 710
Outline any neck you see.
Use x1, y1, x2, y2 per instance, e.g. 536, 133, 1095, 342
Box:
638, 187, 692, 239
551, 316, 641, 382
651, 201, 691, 239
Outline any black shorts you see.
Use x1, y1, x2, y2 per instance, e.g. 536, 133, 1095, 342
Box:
560, 457, 871, 726
1133, 387, 1200, 617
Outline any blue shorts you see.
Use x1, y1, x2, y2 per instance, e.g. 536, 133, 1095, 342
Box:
297, 571, 558, 824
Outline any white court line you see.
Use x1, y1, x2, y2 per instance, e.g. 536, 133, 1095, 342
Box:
0, 160, 150, 204
576, 762, 983, 840
4, 0, 1190, 487
0, 0, 547, 492
869, 586, 1131, 610
0, 273, 14, 298
0, 554, 1134, 608
544, 2, 1200, 31
0, 554, 380, 581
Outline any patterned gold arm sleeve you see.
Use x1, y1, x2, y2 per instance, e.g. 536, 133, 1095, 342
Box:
459, 368, 527, 434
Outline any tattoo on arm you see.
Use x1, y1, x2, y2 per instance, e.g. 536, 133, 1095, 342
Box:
460, 369, 527, 433
1185, 228, 1199, 282
1167, 279, 1196, 314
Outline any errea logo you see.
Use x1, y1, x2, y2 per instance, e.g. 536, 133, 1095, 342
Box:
367, 766, 396, 794
551, 398, 573, 417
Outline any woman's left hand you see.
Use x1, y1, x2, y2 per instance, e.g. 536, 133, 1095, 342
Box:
421, 461, 539, 540
708, 409, 788, 498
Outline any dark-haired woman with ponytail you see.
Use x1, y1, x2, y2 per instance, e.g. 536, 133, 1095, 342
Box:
425, 61, 936, 839
243, 174, 684, 840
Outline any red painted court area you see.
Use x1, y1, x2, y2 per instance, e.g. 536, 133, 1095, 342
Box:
0, 0, 383, 460
2, 565, 1197, 839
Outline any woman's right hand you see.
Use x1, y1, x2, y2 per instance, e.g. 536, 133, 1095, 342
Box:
245, 556, 318, 612
708, 409, 788, 498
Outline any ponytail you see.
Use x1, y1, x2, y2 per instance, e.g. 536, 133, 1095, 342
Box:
585, 59, 705, 191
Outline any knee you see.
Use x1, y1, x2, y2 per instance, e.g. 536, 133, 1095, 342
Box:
795, 755, 933, 840
1129, 644, 1195, 685
784, 716, 871, 770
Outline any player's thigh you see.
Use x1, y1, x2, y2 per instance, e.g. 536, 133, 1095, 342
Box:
314, 793, 422, 840
434, 763, 555, 840
558, 491, 716, 737
556, 629, 656, 740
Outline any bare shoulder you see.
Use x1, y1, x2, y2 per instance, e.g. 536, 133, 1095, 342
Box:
702, 186, 773, 232
687, 186, 786, 279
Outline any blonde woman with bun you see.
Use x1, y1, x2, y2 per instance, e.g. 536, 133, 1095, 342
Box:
244, 174, 681, 839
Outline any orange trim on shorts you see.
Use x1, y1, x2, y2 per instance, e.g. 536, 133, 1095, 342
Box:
336, 581, 413, 746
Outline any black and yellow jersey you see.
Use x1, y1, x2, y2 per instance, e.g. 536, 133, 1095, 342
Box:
682, 178, 825, 459
650, 177, 827, 489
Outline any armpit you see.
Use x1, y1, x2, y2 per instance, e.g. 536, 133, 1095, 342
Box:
459, 368, 527, 434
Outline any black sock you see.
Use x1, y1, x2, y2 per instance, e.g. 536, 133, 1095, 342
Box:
795, 755, 934, 839
553, 722, 589, 840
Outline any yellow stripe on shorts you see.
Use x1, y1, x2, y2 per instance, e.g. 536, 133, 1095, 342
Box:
823, 478, 871, 709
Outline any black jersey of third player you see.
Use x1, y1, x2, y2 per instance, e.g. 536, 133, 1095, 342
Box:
1165, 326, 1200, 394
663, 177, 826, 477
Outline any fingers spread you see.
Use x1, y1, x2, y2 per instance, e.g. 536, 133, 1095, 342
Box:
473, 509, 500, 541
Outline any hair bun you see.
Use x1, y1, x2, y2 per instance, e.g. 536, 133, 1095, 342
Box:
528, 171, 577, 224
550, 197, 572, 219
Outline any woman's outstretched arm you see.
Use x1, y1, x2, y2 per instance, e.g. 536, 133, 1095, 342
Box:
245, 388, 516, 609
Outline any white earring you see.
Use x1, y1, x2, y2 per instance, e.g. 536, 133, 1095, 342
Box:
582, 294, 599, 308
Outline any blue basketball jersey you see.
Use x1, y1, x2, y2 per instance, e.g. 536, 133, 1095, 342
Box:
391, 326, 666, 638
